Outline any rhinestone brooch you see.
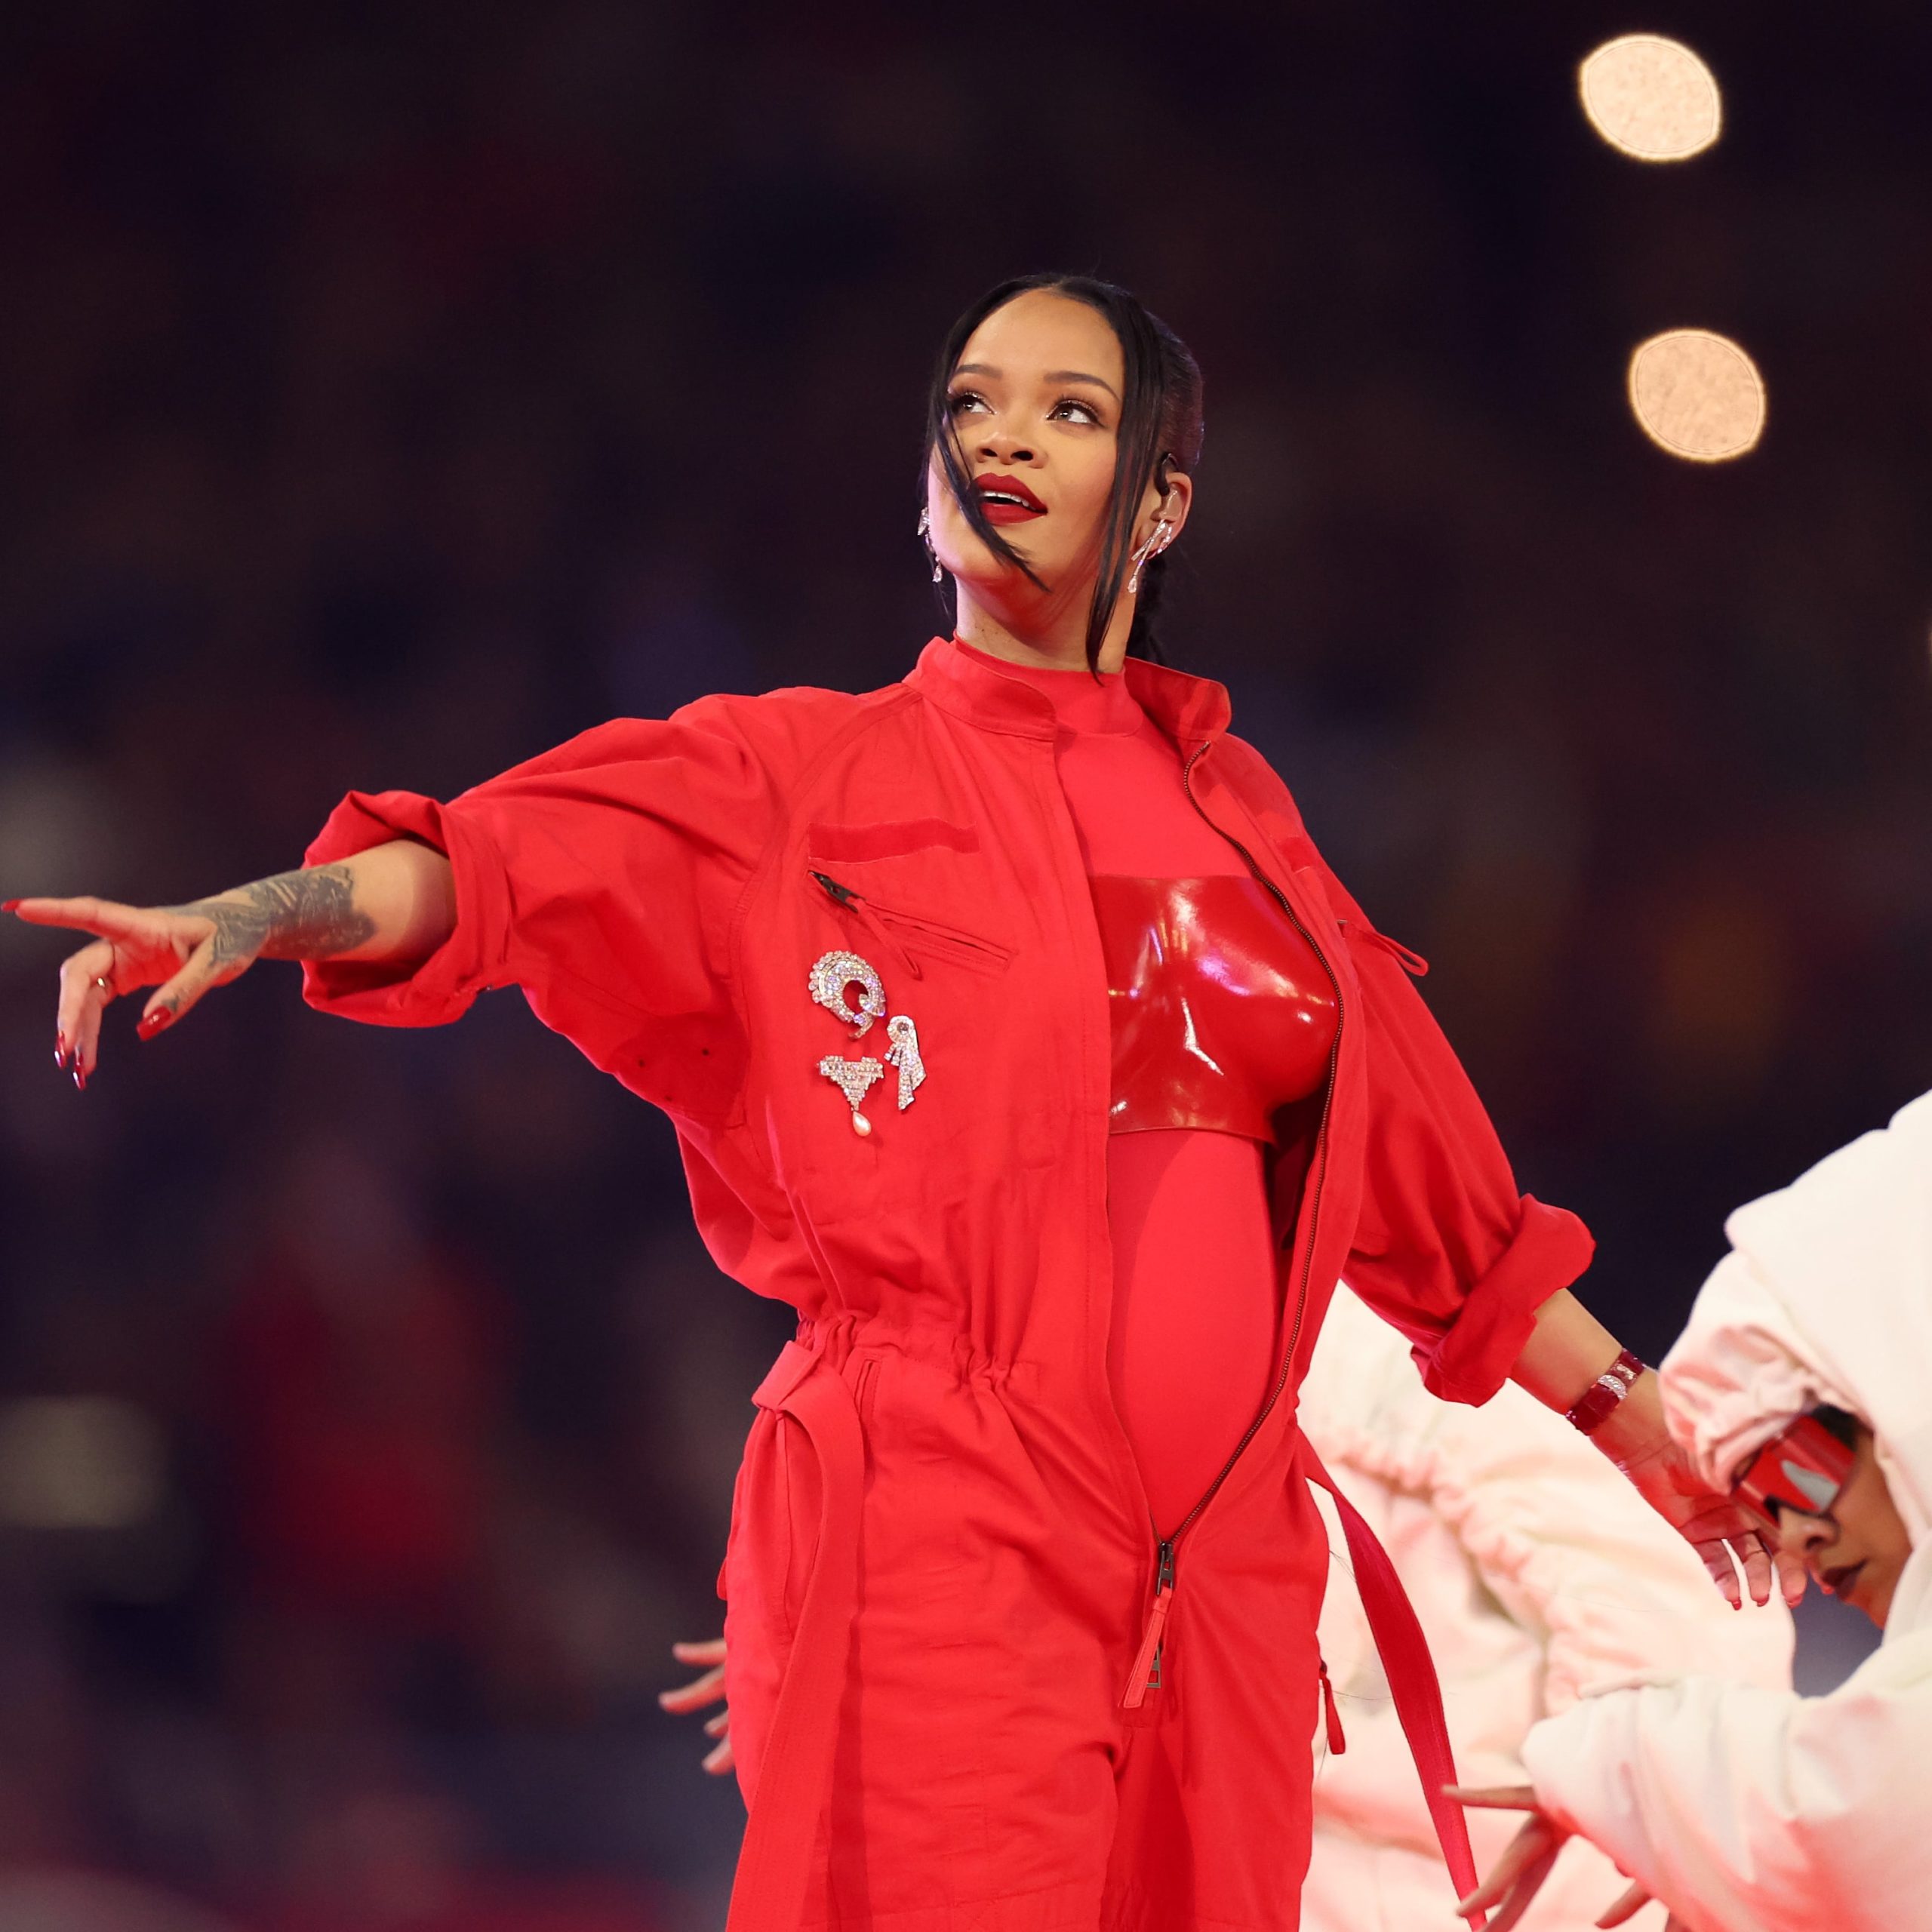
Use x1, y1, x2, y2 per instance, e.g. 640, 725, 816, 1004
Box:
817, 1055, 886, 1135
884, 1014, 925, 1110
808, 950, 927, 1135
808, 950, 886, 1038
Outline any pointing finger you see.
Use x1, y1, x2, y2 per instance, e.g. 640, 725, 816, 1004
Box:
9, 896, 152, 939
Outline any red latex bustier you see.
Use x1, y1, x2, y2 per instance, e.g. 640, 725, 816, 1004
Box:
1091, 875, 1338, 1140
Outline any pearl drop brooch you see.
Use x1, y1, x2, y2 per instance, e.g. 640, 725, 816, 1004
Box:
808, 950, 927, 1136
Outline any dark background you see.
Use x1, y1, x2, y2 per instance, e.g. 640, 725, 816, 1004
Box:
0, 4, 1927, 1926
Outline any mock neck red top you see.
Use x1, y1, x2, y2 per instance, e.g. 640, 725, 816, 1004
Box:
955, 640, 1337, 1534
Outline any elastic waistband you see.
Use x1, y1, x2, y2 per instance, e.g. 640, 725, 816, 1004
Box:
792, 1310, 1040, 1395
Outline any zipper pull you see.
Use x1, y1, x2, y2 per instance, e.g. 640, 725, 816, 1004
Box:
811, 872, 924, 983
1121, 1540, 1176, 1709
1318, 1657, 1346, 1755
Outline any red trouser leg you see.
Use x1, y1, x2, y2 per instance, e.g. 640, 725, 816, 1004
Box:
724, 1334, 1128, 1930
1102, 1469, 1327, 1932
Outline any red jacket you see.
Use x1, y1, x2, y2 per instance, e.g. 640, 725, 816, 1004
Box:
306, 638, 1592, 1932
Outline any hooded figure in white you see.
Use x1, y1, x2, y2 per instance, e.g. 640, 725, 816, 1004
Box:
1506, 1088, 1932, 1932
1300, 1291, 1790, 1932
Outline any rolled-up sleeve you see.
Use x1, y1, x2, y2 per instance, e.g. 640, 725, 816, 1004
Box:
299, 697, 789, 1121
303, 788, 516, 1026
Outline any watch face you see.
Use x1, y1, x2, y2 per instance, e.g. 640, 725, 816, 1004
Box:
1732, 1414, 1857, 1528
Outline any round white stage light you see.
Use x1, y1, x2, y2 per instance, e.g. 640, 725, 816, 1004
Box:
1627, 330, 1766, 463
1580, 35, 1722, 162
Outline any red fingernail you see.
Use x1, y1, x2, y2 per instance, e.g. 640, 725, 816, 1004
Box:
54, 1031, 69, 1069
137, 1009, 174, 1041
2, 900, 20, 913
72, 1064, 88, 1093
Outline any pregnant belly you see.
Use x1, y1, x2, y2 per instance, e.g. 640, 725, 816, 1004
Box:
1106, 1128, 1281, 1537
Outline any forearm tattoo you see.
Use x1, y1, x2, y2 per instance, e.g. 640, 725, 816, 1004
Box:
174, 864, 377, 965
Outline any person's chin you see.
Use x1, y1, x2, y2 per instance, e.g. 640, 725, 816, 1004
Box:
1860, 1565, 1898, 1628
953, 543, 1043, 589
1830, 1558, 1895, 1627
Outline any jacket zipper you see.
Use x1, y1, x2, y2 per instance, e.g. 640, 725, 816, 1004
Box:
1120, 1538, 1177, 1709
1119, 740, 1347, 1706
810, 870, 1017, 978
811, 872, 923, 981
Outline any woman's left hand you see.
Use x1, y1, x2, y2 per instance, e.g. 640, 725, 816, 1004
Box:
1604, 1413, 1806, 1611
1508, 1297, 1802, 1611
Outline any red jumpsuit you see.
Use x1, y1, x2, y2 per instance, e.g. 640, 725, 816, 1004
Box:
303, 636, 1593, 1931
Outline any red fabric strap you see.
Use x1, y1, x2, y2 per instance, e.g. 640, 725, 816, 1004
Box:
1305, 1444, 1487, 1930
724, 1343, 865, 1932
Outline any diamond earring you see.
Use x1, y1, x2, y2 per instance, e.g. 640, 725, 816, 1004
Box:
918, 506, 943, 583
1127, 519, 1173, 596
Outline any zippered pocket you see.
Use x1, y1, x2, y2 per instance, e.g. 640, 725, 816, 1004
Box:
808, 869, 1015, 975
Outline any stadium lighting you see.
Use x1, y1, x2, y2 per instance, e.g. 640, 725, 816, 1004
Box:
1627, 330, 1766, 463
1580, 35, 1722, 162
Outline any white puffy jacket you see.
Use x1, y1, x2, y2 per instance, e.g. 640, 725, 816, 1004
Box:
1521, 1090, 1932, 1932
1301, 1288, 1793, 1932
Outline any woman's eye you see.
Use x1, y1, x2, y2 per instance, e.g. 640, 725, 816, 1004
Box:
947, 390, 988, 416
1049, 398, 1103, 426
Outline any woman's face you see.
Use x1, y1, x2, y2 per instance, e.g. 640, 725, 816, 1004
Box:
925, 290, 1182, 622
1774, 1422, 1914, 1626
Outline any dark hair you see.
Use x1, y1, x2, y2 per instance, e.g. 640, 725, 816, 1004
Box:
1812, 1404, 1863, 1450
922, 273, 1205, 669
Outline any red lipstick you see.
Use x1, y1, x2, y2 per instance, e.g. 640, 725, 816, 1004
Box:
973, 474, 1047, 524
1822, 1561, 1864, 1601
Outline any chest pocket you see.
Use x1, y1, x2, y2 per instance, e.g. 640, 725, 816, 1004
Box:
804, 820, 1014, 977
785, 824, 1025, 1228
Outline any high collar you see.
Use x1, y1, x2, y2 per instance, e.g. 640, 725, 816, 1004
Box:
952, 638, 1142, 736
904, 635, 1233, 749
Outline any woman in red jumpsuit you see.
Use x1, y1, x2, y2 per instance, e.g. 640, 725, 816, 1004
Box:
16, 275, 1792, 1932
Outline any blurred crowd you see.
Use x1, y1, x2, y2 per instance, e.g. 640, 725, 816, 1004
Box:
0, 2, 1927, 1925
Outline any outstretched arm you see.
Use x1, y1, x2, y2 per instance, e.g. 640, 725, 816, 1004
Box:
1510, 1287, 1807, 1611
1500, 1653, 1932, 1932
9, 838, 454, 1082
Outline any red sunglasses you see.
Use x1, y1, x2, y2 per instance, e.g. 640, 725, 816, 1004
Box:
1731, 1413, 1857, 1528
